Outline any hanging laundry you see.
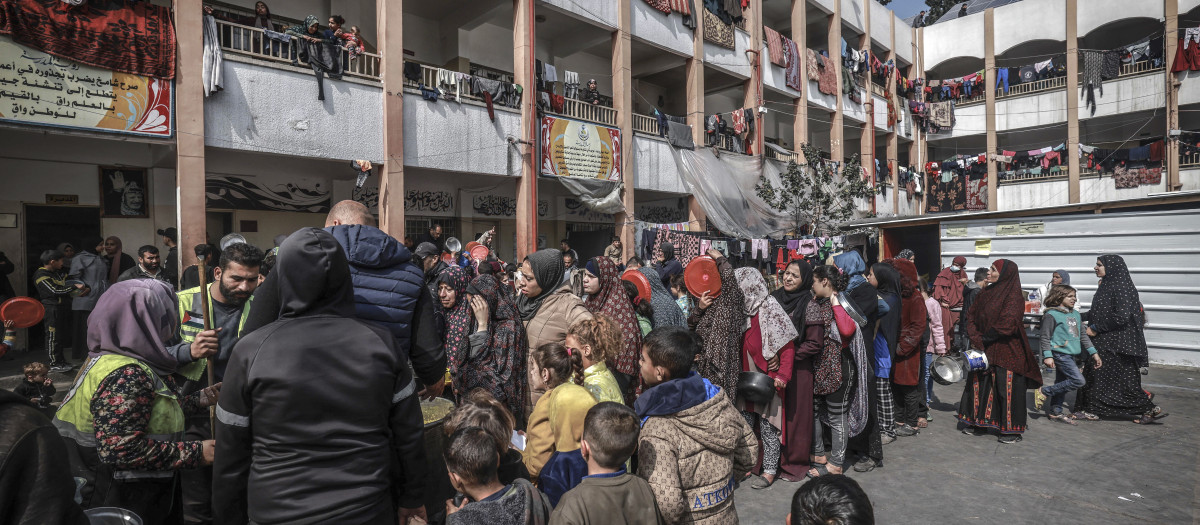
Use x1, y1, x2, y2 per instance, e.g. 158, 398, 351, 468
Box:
783, 37, 803, 92
1080, 50, 1105, 116
643, 0, 672, 13
702, 9, 735, 49
764, 26, 785, 66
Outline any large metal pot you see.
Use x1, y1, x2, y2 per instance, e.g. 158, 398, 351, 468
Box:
932, 349, 990, 385
737, 371, 776, 406
85, 507, 142, 525
421, 398, 456, 525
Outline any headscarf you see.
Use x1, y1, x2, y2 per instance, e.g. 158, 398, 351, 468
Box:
105, 235, 124, 284
464, 275, 528, 422
516, 249, 565, 321
87, 279, 179, 376
1089, 255, 1145, 357
694, 259, 746, 401
932, 255, 968, 307
870, 262, 901, 297
1052, 269, 1071, 286
583, 256, 643, 376
772, 259, 814, 332
638, 267, 687, 328
968, 259, 1039, 379
734, 268, 798, 361
831, 251, 865, 276
438, 266, 473, 386
661, 242, 676, 261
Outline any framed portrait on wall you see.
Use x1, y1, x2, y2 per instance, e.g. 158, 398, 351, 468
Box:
99, 167, 149, 218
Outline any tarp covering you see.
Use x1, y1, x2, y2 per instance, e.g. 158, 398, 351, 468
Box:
558, 176, 626, 215
669, 148, 798, 239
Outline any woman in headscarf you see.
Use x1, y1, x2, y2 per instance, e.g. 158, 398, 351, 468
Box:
463, 274, 530, 425
437, 266, 472, 397
1075, 255, 1165, 424
517, 249, 592, 404
886, 257, 928, 438
932, 255, 969, 350
867, 263, 901, 445
581, 256, 643, 402
688, 248, 746, 402
733, 267, 798, 489
53, 280, 219, 522
805, 265, 870, 477
101, 236, 135, 286
638, 266, 687, 328
773, 259, 817, 481
653, 242, 683, 290
833, 250, 886, 473
1036, 269, 1071, 310
957, 259, 1042, 444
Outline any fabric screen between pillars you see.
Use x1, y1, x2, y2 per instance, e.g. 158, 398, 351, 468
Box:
668, 148, 798, 238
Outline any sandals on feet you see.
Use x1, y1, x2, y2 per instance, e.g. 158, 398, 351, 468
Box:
1033, 388, 1047, 411
1048, 413, 1077, 425
1070, 411, 1099, 421
1133, 407, 1168, 424
807, 463, 831, 478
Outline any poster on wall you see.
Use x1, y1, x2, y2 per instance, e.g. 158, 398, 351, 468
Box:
539, 115, 622, 180
206, 176, 332, 213
0, 36, 173, 137
99, 167, 148, 218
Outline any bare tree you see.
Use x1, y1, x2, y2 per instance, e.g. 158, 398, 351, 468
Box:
756, 143, 876, 235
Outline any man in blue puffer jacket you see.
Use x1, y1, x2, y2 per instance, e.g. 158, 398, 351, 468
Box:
325, 200, 447, 398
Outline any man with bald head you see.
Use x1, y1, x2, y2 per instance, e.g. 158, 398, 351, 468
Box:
320, 200, 446, 398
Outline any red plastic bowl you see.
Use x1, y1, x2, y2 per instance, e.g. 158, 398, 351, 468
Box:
621, 270, 652, 302
0, 297, 45, 328
684, 256, 722, 298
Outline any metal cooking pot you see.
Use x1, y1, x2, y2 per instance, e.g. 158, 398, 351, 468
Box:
737, 371, 775, 406
444, 236, 462, 254
85, 507, 142, 525
932, 348, 990, 385
421, 397, 456, 524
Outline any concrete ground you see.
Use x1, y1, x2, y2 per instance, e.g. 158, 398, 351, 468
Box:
733, 367, 1200, 524
6, 348, 1196, 524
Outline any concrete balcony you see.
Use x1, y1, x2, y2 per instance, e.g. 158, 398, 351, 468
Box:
631, 0, 693, 57
1078, 72, 1164, 121
704, 28, 753, 79
203, 20, 384, 161
762, 42, 801, 98
875, 184, 921, 217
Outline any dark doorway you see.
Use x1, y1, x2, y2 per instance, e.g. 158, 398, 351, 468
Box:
881, 225, 942, 281
24, 205, 102, 352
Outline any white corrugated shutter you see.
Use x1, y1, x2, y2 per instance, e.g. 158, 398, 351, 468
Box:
939, 209, 1200, 367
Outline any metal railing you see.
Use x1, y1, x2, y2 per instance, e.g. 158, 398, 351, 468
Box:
996, 168, 1068, 185
998, 75, 1066, 99
401, 62, 486, 103
734, 18, 747, 31
714, 134, 750, 155
1181, 150, 1200, 168
765, 147, 799, 163
1118, 60, 1163, 78
213, 19, 381, 80
870, 83, 886, 97
633, 113, 658, 134
547, 97, 617, 126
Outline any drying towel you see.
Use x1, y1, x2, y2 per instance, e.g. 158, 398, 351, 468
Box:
201, 15, 223, 96
297, 40, 344, 101
0, 0, 178, 79
784, 37, 803, 92
764, 26, 785, 66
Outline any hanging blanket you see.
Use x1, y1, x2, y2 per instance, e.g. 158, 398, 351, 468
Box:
1080, 50, 1105, 116
806, 48, 821, 81
702, 9, 734, 49
764, 26, 785, 66
928, 101, 955, 129
783, 38, 802, 92
643, 0, 671, 14
965, 172, 987, 210
201, 14, 222, 96
669, 0, 692, 15
818, 54, 838, 95
297, 39, 343, 101
0, 0, 177, 79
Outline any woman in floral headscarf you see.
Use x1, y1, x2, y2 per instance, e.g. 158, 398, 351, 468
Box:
463, 274, 530, 425
437, 266, 472, 396
733, 267, 798, 489
581, 256, 642, 401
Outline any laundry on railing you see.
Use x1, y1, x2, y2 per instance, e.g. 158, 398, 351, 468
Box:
925, 153, 987, 213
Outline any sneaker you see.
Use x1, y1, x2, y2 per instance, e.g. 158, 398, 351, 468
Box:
998, 434, 1023, 444
961, 426, 986, 436
50, 364, 74, 373
853, 457, 879, 472
1034, 387, 1047, 411
895, 424, 919, 437
880, 433, 897, 445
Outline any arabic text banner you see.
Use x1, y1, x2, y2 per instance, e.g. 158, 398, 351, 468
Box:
539, 116, 621, 180
0, 36, 172, 137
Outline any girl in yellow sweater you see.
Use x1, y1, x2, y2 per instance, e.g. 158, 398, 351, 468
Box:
523, 342, 597, 506
567, 315, 625, 405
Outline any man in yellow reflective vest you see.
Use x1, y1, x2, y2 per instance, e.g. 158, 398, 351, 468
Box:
167, 242, 262, 525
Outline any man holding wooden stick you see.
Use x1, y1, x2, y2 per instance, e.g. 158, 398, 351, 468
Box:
168, 242, 263, 525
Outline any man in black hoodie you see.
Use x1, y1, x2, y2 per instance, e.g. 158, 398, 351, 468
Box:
213, 228, 428, 525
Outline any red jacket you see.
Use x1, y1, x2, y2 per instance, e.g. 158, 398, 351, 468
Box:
887, 259, 928, 386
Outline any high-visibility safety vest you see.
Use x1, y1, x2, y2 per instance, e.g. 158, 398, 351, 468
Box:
176, 285, 252, 381
53, 354, 185, 482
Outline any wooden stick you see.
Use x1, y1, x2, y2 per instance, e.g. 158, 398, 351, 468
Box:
197, 253, 216, 432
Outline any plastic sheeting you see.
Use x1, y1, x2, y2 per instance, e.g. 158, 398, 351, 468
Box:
669, 148, 798, 239
557, 176, 626, 215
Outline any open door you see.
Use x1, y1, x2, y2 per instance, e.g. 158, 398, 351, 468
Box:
24, 204, 102, 351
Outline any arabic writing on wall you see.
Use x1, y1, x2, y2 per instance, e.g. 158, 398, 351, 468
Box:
0, 36, 172, 136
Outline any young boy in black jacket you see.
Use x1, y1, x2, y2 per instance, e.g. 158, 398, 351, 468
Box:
33, 250, 85, 373
13, 362, 55, 409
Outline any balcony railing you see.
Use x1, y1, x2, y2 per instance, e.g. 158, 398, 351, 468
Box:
213, 19, 381, 81
765, 146, 799, 163
633, 113, 658, 135
870, 83, 886, 97
548, 97, 617, 127
1181, 150, 1200, 168
996, 167, 1068, 185
998, 75, 1066, 99
1118, 60, 1164, 78
401, 62, 487, 104
714, 134, 749, 155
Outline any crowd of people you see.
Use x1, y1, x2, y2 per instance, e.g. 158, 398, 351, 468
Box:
0, 198, 1168, 525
